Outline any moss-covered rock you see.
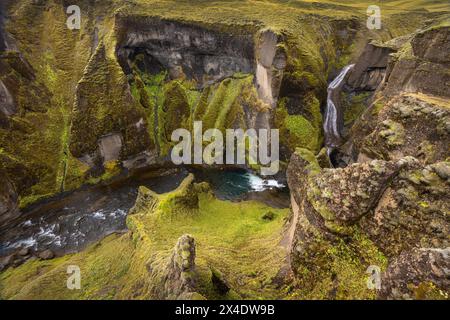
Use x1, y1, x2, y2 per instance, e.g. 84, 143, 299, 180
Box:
69, 42, 152, 166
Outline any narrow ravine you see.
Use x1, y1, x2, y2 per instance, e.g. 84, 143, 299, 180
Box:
0, 168, 287, 262
323, 64, 355, 154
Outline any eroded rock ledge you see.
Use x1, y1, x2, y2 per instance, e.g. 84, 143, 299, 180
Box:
287, 23, 450, 300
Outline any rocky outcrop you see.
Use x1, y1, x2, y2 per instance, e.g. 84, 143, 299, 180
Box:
288, 148, 449, 299
287, 23, 450, 299
161, 234, 200, 300
341, 24, 450, 165
0, 171, 20, 228
128, 174, 208, 217
411, 26, 450, 65
355, 95, 450, 164
380, 248, 449, 299
346, 41, 397, 92
382, 26, 450, 99
70, 42, 152, 168
359, 158, 449, 257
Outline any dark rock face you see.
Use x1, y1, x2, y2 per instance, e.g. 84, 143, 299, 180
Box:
0, 172, 20, 228
115, 17, 286, 108
346, 42, 395, 91
0, 51, 50, 118
0, 1, 16, 52
0, 1, 49, 120
382, 27, 450, 99
116, 18, 255, 86
287, 24, 450, 299
411, 26, 450, 64
380, 248, 449, 299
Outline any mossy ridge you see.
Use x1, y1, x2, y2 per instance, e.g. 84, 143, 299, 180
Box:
130, 71, 262, 157
127, 177, 290, 300
0, 233, 134, 300
0, 174, 290, 300
275, 97, 323, 154
69, 41, 152, 169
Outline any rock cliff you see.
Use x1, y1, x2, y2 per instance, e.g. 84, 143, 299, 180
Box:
287, 22, 450, 299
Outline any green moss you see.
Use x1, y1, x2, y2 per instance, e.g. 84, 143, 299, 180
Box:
295, 147, 322, 176
0, 234, 133, 300
275, 97, 322, 153
413, 282, 449, 300
286, 115, 319, 151
157, 80, 191, 156
1, 176, 290, 300
3, 0, 442, 208
379, 120, 405, 147
69, 42, 151, 162
199, 75, 254, 132
343, 92, 371, 129
289, 225, 387, 300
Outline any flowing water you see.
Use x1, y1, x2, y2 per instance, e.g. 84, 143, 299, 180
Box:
323, 64, 355, 153
0, 168, 286, 259
190, 168, 285, 200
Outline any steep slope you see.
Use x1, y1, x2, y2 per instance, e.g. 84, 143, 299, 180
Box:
2, 0, 443, 220
0, 0, 449, 300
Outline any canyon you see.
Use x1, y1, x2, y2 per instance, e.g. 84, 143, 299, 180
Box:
0, 0, 449, 300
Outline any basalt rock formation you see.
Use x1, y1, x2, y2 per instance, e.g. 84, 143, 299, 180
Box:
158, 234, 202, 300
287, 22, 450, 299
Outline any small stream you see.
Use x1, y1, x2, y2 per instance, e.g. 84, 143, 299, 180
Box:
0, 168, 287, 260
323, 64, 355, 153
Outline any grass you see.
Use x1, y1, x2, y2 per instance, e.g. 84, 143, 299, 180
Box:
275, 98, 322, 153
0, 177, 290, 300
3, 0, 447, 206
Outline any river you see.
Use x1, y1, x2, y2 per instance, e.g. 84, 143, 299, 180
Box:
0, 167, 287, 260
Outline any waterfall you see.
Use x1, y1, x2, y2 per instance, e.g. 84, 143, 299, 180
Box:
323, 64, 355, 153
